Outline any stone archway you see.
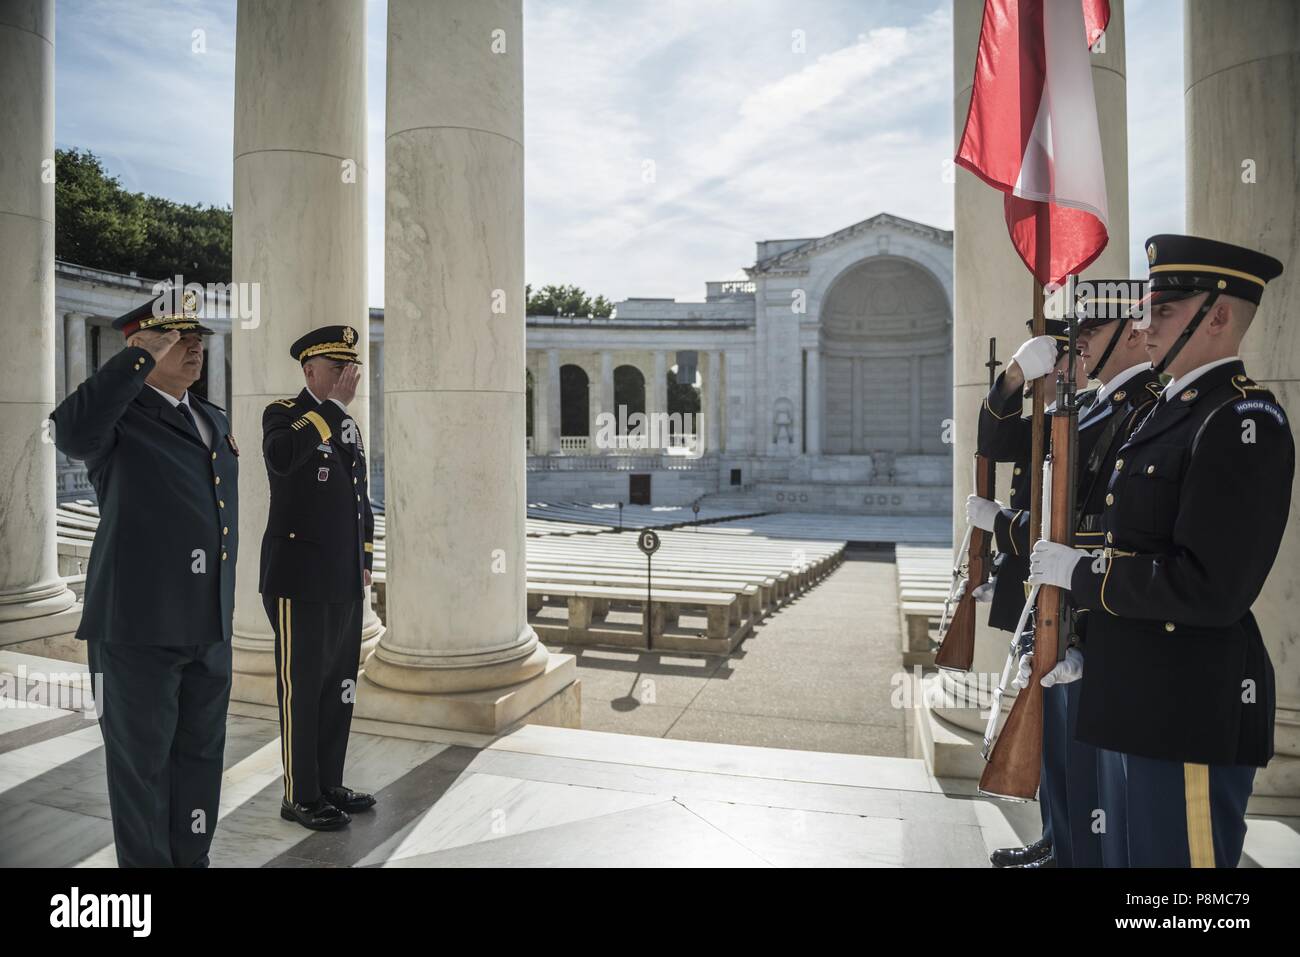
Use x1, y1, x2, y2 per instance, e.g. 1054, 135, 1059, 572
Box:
819, 257, 950, 455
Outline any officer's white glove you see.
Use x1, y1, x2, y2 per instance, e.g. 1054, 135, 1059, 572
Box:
971, 581, 995, 603
1011, 335, 1060, 383
1042, 647, 1084, 687
966, 494, 1001, 532
1028, 539, 1082, 589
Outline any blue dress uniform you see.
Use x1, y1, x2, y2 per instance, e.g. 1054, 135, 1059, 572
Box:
50, 291, 236, 868
259, 325, 375, 829
1070, 235, 1289, 867
981, 305, 1163, 867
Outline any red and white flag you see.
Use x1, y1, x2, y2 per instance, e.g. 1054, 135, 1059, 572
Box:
955, 0, 1112, 286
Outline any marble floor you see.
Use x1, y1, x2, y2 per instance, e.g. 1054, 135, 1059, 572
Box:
3, 680, 1299, 867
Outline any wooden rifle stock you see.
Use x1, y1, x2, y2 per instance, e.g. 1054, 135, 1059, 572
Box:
980, 293, 1078, 801
934, 451, 995, 671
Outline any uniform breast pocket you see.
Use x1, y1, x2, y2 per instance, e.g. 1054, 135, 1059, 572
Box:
1114, 445, 1185, 536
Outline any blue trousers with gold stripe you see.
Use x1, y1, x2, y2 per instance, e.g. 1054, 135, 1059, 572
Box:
261, 594, 362, 805
1100, 751, 1255, 867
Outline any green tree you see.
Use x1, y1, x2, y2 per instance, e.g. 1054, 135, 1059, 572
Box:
525, 282, 613, 318
55, 147, 232, 284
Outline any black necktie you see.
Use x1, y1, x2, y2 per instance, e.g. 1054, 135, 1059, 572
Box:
176, 402, 204, 445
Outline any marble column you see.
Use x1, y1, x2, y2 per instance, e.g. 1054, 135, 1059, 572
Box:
0, 0, 77, 643
653, 349, 668, 448
598, 350, 613, 450
205, 331, 227, 409
932, 0, 1131, 756
908, 354, 922, 453
546, 348, 561, 454
230, 0, 379, 702
1186, 0, 1300, 803
804, 348, 820, 455
64, 313, 89, 394
707, 351, 722, 453
363, 0, 576, 731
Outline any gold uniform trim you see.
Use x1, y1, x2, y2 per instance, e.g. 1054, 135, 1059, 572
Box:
303, 410, 332, 443
1099, 553, 1119, 615
299, 341, 360, 360
1149, 263, 1267, 287
982, 395, 1018, 421
1183, 763, 1216, 867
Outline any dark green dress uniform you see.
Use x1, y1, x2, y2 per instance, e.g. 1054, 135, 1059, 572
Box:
49, 291, 236, 868
1069, 235, 1289, 867
259, 326, 374, 821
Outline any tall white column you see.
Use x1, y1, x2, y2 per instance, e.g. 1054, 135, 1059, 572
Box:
546, 348, 561, 453
804, 348, 820, 456
363, 0, 575, 730
0, 0, 77, 643
653, 350, 668, 418
1186, 0, 1300, 802
909, 354, 922, 452
934, 0, 1131, 749
231, 0, 377, 700
206, 331, 227, 409
64, 313, 89, 394
707, 350, 722, 453
597, 350, 613, 450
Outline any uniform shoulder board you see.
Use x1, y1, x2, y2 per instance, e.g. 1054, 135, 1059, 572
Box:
271, 398, 296, 409
1231, 373, 1268, 398
196, 394, 227, 414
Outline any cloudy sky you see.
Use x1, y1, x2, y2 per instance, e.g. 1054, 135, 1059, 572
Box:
54, 0, 1184, 308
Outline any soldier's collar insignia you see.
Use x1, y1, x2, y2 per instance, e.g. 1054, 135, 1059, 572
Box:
1111, 390, 1126, 403
1180, 388, 1198, 402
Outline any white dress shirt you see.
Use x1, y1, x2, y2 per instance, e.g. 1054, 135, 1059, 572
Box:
147, 384, 212, 448
1161, 355, 1241, 401
1094, 361, 1151, 405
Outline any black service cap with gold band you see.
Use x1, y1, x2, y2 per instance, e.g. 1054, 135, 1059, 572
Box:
1075, 279, 1146, 330
113, 289, 214, 337
1132, 234, 1283, 312
290, 325, 362, 364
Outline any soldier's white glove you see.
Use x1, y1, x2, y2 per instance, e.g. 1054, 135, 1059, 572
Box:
1011, 335, 1060, 383
1042, 647, 1084, 687
971, 581, 995, 603
1011, 648, 1083, 689
1012, 651, 1034, 690
1028, 539, 1082, 589
966, 494, 1001, 532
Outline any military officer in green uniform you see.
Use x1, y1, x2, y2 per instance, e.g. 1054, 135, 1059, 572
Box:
51, 288, 237, 867
260, 325, 376, 830
1029, 235, 1289, 867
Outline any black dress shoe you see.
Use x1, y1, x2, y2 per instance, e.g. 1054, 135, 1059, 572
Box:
1013, 853, 1058, 868
322, 785, 376, 813
280, 796, 350, 830
990, 836, 1052, 868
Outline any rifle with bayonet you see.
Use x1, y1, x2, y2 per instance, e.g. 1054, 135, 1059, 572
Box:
935, 338, 1002, 672
979, 288, 1080, 801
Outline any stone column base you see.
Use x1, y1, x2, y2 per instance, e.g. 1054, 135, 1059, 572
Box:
232, 649, 579, 736
0, 598, 80, 650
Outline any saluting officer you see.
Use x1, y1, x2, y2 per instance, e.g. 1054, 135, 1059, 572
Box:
50, 289, 237, 867
1030, 235, 1290, 867
969, 317, 1084, 868
260, 325, 376, 830
973, 283, 1167, 868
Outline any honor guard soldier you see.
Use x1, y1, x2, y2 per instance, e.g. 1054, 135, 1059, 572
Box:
970, 317, 1083, 867
50, 288, 237, 867
1030, 235, 1290, 867
973, 283, 1167, 868
260, 325, 376, 830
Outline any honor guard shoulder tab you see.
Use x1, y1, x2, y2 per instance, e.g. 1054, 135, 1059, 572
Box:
272, 398, 296, 408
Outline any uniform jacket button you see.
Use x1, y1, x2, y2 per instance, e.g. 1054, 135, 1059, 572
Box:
1013, 467, 1022, 475
1105, 493, 1114, 505
1146, 465, 1155, 474
214, 475, 221, 484
289, 532, 296, 539
222, 526, 228, 535
211, 451, 217, 460
219, 500, 225, 508
1164, 621, 1175, 632
221, 551, 228, 560
1115, 458, 1124, 470
1106, 531, 1113, 543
